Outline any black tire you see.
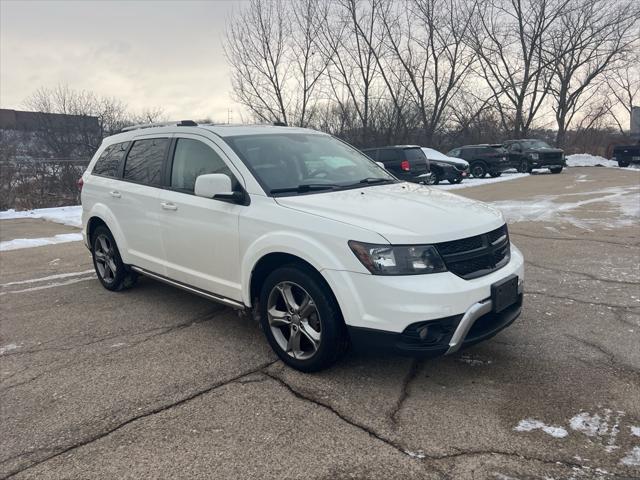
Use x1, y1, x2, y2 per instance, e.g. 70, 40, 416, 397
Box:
550, 167, 563, 174
470, 161, 487, 178
517, 160, 529, 173
618, 161, 630, 168
448, 177, 463, 184
432, 174, 440, 185
259, 265, 348, 372
489, 171, 502, 178
91, 225, 137, 291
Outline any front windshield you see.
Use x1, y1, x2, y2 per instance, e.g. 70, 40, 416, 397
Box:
224, 133, 396, 195
422, 148, 449, 161
522, 140, 551, 149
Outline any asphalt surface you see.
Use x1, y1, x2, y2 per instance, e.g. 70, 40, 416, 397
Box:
1, 167, 639, 479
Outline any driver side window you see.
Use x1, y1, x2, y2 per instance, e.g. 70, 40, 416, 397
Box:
171, 138, 236, 193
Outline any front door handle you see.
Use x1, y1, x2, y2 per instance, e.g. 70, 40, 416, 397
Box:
109, 191, 121, 198
161, 202, 178, 211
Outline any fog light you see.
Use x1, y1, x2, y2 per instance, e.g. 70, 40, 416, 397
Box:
418, 326, 429, 340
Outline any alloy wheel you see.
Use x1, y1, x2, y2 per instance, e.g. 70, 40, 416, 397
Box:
94, 234, 117, 283
267, 281, 321, 360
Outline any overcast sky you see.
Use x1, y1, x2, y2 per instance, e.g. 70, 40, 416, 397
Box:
1, 0, 247, 122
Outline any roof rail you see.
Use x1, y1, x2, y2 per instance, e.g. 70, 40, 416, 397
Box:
121, 120, 198, 133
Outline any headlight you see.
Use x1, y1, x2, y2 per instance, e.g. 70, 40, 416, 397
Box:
529, 153, 539, 160
348, 241, 446, 275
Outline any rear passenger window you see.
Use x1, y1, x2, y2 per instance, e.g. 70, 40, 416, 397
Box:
379, 149, 398, 162
123, 138, 169, 186
92, 142, 129, 178
171, 138, 233, 192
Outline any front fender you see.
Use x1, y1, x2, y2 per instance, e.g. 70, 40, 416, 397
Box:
241, 231, 353, 307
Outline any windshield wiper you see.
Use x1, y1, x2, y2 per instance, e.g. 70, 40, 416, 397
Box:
357, 177, 394, 184
270, 184, 341, 194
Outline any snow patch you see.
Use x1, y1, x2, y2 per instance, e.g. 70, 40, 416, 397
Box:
433, 171, 528, 190
566, 154, 620, 168
491, 185, 640, 229
0, 343, 20, 355
404, 449, 426, 459
0, 233, 83, 251
0, 205, 82, 227
570, 412, 608, 437
630, 426, 640, 437
1, 270, 95, 287
621, 446, 640, 467
514, 419, 568, 438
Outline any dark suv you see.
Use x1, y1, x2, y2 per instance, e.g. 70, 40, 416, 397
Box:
446, 145, 511, 178
503, 139, 565, 173
361, 146, 432, 184
612, 144, 640, 167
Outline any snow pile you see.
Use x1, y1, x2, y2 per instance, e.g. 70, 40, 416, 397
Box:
0, 233, 83, 251
514, 418, 568, 438
0, 205, 82, 227
566, 153, 619, 168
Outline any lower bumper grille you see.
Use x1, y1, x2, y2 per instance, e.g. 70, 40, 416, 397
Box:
435, 224, 511, 279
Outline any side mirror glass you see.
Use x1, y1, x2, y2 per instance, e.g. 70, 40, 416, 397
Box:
195, 173, 232, 199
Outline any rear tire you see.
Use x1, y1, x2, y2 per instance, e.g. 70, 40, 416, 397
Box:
490, 171, 502, 178
618, 161, 630, 168
550, 167, 563, 174
259, 265, 348, 372
470, 162, 487, 178
448, 177, 463, 184
91, 226, 137, 291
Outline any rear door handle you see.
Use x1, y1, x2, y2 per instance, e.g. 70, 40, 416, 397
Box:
109, 191, 121, 198
161, 202, 178, 211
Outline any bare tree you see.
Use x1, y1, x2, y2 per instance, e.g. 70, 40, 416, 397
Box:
375, 0, 477, 145
470, 0, 570, 137
314, 0, 388, 145
605, 51, 640, 134
548, 0, 639, 146
224, 0, 291, 124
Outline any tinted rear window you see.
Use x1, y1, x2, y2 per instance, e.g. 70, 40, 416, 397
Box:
92, 142, 129, 177
403, 148, 426, 161
123, 138, 169, 186
378, 149, 399, 162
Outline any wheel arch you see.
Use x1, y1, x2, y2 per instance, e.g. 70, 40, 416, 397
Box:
84, 204, 129, 261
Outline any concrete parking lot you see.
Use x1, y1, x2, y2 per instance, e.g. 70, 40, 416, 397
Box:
1, 167, 639, 479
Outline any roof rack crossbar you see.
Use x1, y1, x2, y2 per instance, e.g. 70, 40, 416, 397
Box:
121, 120, 197, 132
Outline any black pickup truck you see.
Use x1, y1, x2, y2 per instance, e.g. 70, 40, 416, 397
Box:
503, 139, 565, 174
612, 144, 640, 167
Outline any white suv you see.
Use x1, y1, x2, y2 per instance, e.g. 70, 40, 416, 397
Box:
81, 122, 524, 371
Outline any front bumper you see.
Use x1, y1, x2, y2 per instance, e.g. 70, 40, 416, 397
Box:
348, 284, 523, 356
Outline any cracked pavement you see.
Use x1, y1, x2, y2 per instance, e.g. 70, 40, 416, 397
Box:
1, 167, 639, 479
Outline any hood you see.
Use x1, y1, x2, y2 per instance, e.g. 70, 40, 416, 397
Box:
275, 182, 505, 244
524, 147, 563, 154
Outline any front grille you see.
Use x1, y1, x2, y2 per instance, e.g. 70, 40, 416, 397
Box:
544, 152, 562, 162
435, 224, 510, 279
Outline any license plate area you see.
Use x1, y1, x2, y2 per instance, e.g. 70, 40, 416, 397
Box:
491, 275, 518, 313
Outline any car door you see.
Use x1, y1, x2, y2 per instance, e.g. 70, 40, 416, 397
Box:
115, 136, 170, 274
157, 134, 244, 301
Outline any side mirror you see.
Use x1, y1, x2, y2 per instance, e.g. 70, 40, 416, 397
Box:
376, 161, 386, 170
195, 173, 232, 198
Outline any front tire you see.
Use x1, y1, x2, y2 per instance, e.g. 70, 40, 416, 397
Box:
550, 167, 563, 174
489, 171, 502, 178
618, 161, 630, 168
91, 226, 137, 291
259, 265, 347, 372
448, 177, 463, 184
517, 160, 529, 173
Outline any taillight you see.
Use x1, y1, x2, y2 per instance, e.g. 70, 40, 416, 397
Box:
401, 160, 411, 171
77, 177, 84, 191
